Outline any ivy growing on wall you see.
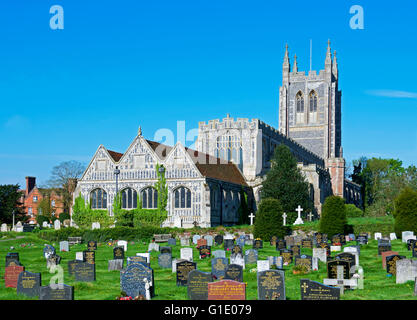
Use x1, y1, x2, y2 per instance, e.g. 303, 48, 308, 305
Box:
113, 164, 168, 228
72, 193, 115, 229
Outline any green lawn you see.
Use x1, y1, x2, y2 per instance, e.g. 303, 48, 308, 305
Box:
0, 231, 416, 300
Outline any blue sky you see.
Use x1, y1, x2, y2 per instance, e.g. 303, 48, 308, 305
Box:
0, 0, 416, 188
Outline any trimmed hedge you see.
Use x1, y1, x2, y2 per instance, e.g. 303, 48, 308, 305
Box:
394, 187, 417, 238
319, 196, 347, 237
254, 198, 285, 241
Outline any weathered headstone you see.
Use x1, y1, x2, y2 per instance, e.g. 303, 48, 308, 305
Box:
180, 237, 190, 246
230, 253, 245, 270
54, 219, 61, 230
212, 250, 226, 259
390, 233, 397, 241
59, 241, 69, 252
313, 248, 327, 264
108, 259, 124, 271
396, 259, 417, 284
148, 242, 160, 252
244, 249, 258, 265
211, 257, 228, 280
167, 238, 176, 246
118, 240, 128, 252
204, 235, 214, 247
158, 253, 172, 269
257, 260, 270, 273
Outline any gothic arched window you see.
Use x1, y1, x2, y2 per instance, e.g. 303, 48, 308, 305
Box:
215, 134, 242, 165
91, 188, 107, 209
174, 186, 192, 209
141, 187, 158, 209
309, 91, 318, 123
121, 188, 137, 209
296, 92, 305, 124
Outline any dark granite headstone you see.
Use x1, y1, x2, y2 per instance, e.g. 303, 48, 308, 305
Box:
113, 246, 125, 260
386, 254, 406, 275
83, 250, 95, 265
378, 243, 392, 255
412, 242, 417, 258
270, 235, 278, 247
160, 246, 172, 255
68, 260, 81, 276
214, 235, 223, 246
407, 239, 417, 251
224, 239, 234, 250
211, 257, 228, 280
199, 245, 211, 258
74, 262, 96, 282
356, 235, 368, 245
87, 240, 97, 251
176, 261, 197, 286
17, 271, 41, 297
257, 270, 285, 300
5, 252, 20, 267
291, 245, 300, 257
253, 239, 263, 249
327, 260, 350, 279
23, 224, 35, 232
158, 253, 172, 268
225, 264, 243, 282
335, 252, 356, 267
280, 249, 293, 265
276, 239, 286, 250
300, 279, 340, 300
168, 238, 177, 246
231, 245, 243, 255
120, 262, 154, 298
301, 239, 313, 249
187, 270, 213, 300
39, 284, 74, 300
294, 255, 313, 271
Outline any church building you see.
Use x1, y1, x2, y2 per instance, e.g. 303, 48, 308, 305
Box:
73, 41, 362, 228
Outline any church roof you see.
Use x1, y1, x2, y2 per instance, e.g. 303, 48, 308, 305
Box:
107, 150, 124, 162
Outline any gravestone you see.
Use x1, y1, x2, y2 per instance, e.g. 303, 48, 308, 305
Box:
386, 254, 406, 275
276, 239, 286, 250
54, 220, 61, 230
224, 264, 243, 282
245, 239, 254, 246
1, 223, 7, 232
300, 279, 340, 300
402, 231, 414, 242
148, 242, 160, 252
390, 233, 397, 240
121, 262, 154, 298
374, 232, 382, 240
87, 240, 97, 251
207, 280, 246, 300
5, 265, 25, 288
92, 222, 100, 230
204, 235, 214, 247
211, 257, 228, 280
342, 248, 359, 266
168, 238, 176, 246
113, 247, 125, 260
313, 248, 327, 263
224, 239, 234, 251
39, 284, 74, 300
378, 242, 392, 255
199, 245, 211, 259
171, 259, 186, 273
253, 239, 263, 249
270, 235, 278, 247
68, 260, 80, 276
327, 260, 350, 279
158, 253, 172, 269
136, 252, 150, 264
231, 245, 243, 255
301, 239, 313, 249
214, 235, 223, 246
237, 236, 245, 248
280, 249, 293, 265
180, 237, 190, 246
196, 238, 207, 249
257, 260, 270, 273
187, 270, 213, 300
108, 259, 124, 271
268, 256, 283, 269
331, 245, 341, 252
74, 262, 96, 282
291, 245, 300, 257
192, 235, 201, 245
128, 256, 149, 267
244, 249, 258, 265
17, 271, 41, 297
335, 252, 356, 268
412, 242, 417, 258
382, 251, 398, 269
257, 270, 285, 300
59, 241, 69, 252
294, 255, 313, 272
180, 247, 193, 262
407, 239, 417, 251
230, 253, 245, 270
83, 250, 95, 265
6, 252, 20, 267
160, 246, 172, 255
176, 261, 197, 286
76, 252, 84, 261
118, 240, 128, 252
212, 250, 226, 259
396, 259, 417, 284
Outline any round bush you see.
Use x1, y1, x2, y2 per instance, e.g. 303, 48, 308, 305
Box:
253, 198, 285, 241
319, 196, 347, 238
394, 187, 417, 238
58, 212, 70, 223
345, 204, 364, 218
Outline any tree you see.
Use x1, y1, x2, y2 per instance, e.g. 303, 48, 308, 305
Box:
261, 144, 313, 224
45, 160, 86, 213
253, 198, 285, 240
394, 187, 417, 237
237, 188, 249, 225
0, 184, 26, 224
319, 196, 347, 238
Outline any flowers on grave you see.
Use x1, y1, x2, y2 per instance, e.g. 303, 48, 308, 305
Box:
118, 296, 133, 300
250, 268, 257, 273
292, 264, 310, 275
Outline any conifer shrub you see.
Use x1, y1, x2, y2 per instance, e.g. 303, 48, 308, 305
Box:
394, 187, 417, 238
253, 198, 285, 240
319, 196, 347, 237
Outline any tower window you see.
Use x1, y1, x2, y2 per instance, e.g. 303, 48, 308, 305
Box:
296, 92, 305, 124
309, 91, 318, 123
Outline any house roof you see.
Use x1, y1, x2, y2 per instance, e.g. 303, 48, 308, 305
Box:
104, 139, 247, 187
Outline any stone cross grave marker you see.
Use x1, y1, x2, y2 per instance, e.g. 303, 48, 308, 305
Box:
293, 205, 304, 225
282, 212, 287, 226
249, 213, 255, 226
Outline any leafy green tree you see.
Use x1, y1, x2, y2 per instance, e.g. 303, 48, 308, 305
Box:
394, 187, 417, 237
319, 196, 347, 237
261, 144, 312, 224
253, 198, 285, 240
0, 184, 26, 224
237, 188, 249, 225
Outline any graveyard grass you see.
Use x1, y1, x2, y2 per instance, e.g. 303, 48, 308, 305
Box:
0, 223, 416, 300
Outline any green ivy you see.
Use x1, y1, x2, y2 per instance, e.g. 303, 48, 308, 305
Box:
72, 193, 115, 229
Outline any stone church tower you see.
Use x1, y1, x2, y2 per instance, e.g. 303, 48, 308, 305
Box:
278, 40, 345, 197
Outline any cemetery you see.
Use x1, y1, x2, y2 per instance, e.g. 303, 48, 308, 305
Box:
1, 217, 417, 300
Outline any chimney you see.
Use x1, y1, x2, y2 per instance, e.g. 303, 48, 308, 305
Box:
25, 176, 36, 195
